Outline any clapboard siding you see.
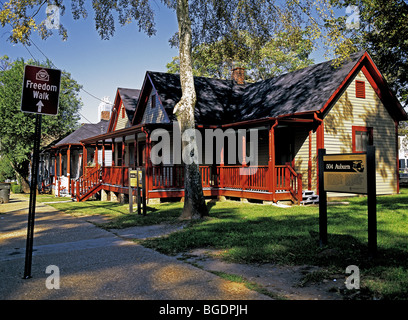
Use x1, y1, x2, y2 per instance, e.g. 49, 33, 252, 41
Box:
295, 127, 317, 191
115, 103, 130, 130
142, 89, 169, 124
324, 70, 397, 195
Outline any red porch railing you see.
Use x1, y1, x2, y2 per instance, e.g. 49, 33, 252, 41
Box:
71, 165, 102, 200
276, 165, 303, 202
72, 164, 302, 203
220, 166, 268, 191
102, 166, 129, 187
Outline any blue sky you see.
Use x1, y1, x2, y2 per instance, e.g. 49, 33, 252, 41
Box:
1, 2, 179, 123
1, 2, 330, 124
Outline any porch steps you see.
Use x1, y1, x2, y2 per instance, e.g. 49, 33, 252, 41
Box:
74, 183, 102, 202
300, 190, 319, 205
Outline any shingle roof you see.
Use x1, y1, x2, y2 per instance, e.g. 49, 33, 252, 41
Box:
148, 72, 239, 125
117, 88, 140, 122
147, 51, 369, 125
55, 120, 109, 147
237, 52, 364, 121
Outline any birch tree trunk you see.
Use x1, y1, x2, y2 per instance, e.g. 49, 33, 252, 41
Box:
174, 0, 208, 219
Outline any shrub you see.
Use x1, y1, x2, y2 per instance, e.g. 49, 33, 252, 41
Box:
11, 184, 23, 193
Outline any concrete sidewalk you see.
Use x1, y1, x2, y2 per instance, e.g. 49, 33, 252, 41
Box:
0, 194, 271, 300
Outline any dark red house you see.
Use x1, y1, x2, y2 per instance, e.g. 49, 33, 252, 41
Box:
72, 51, 407, 204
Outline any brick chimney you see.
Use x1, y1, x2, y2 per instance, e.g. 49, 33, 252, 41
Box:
100, 110, 110, 121
231, 67, 245, 85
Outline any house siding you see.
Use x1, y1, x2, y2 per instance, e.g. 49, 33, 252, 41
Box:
295, 127, 317, 192
324, 70, 397, 195
115, 103, 130, 130
142, 89, 169, 124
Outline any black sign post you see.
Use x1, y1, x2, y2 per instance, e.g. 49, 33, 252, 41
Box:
366, 146, 377, 257
318, 149, 328, 247
137, 168, 146, 216
21, 65, 61, 279
318, 146, 377, 257
23, 114, 42, 279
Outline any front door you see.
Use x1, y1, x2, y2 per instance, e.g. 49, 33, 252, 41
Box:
275, 127, 294, 165
138, 141, 146, 166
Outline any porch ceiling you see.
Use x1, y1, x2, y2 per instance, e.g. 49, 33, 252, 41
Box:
80, 124, 144, 144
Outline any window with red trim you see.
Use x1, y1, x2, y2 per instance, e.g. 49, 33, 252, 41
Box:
355, 80, 366, 99
352, 126, 373, 153
122, 105, 125, 118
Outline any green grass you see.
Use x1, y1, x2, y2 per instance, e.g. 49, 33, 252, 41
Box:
22, 194, 73, 203
47, 189, 408, 299
140, 191, 408, 299
48, 199, 183, 228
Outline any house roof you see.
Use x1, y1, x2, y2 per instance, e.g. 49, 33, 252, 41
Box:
143, 51, 406, 125
147, 71, 239, 125
55, 120, 109, 147
117, 88, 141, 121
237, 51, 364, 121
108, 88, 141, 132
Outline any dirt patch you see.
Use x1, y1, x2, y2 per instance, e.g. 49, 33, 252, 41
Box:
109, 223, 187, 240
176, 249, 346, 300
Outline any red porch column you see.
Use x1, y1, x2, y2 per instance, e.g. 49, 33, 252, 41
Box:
102, 140, 105, 167
58, 150, 62, 196
241, 132, 247, 193
308, 130, 312, 190
67, 145, 71, 193
241, 132, 247, 166
53, 152, 57, 184
95, 142, 98, 166
81, 143, 87, 176
122, 136, 125, 186
53, 151, 57, 195
314, 113, 324, 194
219, 146, 224, 188
134, 133, 138, 169
142, 127, 152, 200
111, 140, 115, 166
59, 150, 62, 177
269, 120, 278, 202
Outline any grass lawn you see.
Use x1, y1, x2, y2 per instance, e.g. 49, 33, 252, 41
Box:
45, 189, 408, 299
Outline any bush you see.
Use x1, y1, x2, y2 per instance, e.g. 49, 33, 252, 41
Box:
11, 184, 23, 193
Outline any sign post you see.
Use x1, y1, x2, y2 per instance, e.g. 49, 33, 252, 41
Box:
129, 168, 146, 216
366, 146, 377, 256
21, 65, 61, 278
318, 149, 328, 247
318, 147, 377, 257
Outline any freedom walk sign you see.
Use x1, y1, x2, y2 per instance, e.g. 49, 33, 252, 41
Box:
21, 65, 61, 116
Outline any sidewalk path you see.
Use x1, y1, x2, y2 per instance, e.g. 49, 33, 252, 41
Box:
0, 194, 271, 300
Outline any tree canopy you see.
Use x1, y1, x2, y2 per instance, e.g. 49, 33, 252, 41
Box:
329, 0, 408, 108
167, 29, 314, 81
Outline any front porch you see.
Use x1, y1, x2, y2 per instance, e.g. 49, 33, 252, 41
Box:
71, 163, 302, 204
73, 114, 323, 205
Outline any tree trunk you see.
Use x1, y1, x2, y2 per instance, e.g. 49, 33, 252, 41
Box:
175, 0, 208, 219
12, 161, 30, 193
